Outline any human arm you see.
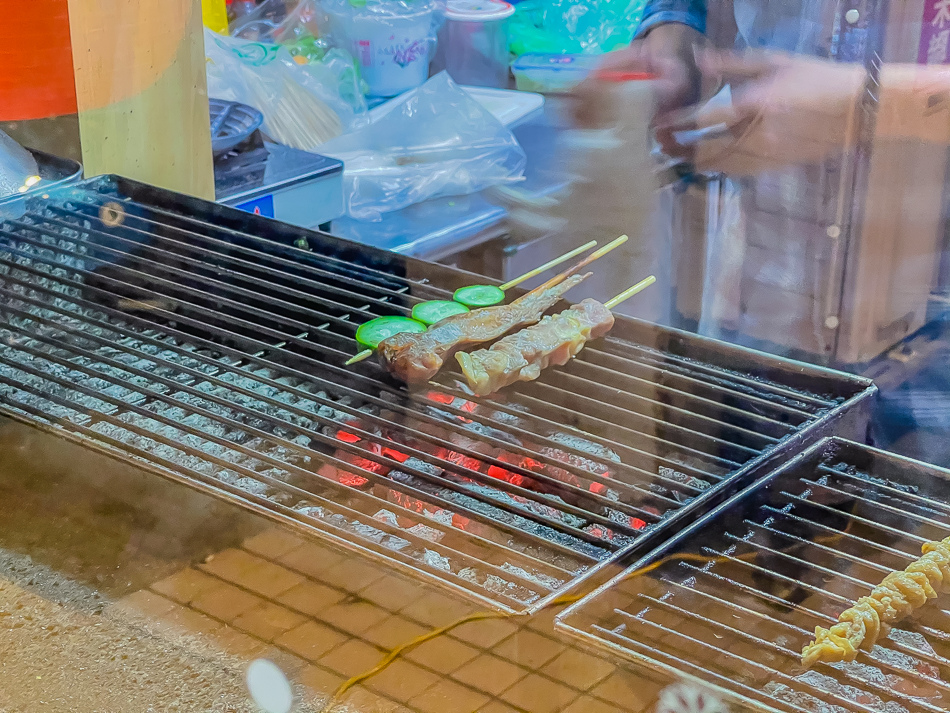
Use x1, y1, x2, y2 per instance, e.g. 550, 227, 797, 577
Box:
664, 52, 950, 176
573, 2, 708, 127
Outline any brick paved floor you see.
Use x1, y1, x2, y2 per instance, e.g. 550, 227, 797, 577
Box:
113, 527, 672, 712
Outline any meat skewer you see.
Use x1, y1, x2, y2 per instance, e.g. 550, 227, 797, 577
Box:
345, 239, 601, 366
801, 535, 950, 667
372, 236, 630, 384
455, 276, 657, 397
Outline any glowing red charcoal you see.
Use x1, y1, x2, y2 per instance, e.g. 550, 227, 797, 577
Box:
487, 464, 525, 487
335, 430, 360, 444
426, 391, 455, 405
629, 517, 646, 531
381, 444, 410, 463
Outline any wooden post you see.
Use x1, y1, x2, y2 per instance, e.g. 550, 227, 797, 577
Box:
66, 0, 214, 200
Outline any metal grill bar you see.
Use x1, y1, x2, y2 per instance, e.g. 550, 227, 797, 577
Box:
558, 438, 950, 712
48, 201, 807, 457
0, 182, 873, 612
0, 257, 670, 532
1, 219, 738, 486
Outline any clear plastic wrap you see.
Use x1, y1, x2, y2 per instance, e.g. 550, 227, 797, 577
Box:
204, 28, 367, 150
318, 72, 526, 221
0, 129, 39, 199
508, 0, 647, 56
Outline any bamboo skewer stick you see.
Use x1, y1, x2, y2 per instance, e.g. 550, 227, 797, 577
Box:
498, 239, 597, 291
530, 234, 628, 294
605, 275, 657, 310
345, 236, 629, 367
346, 350, 374, 366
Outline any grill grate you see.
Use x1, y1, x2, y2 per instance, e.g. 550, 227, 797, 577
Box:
0, 177, 874, 611
558, 438, 950, 713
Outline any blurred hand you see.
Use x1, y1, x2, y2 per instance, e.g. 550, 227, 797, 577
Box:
573, 23, 705, 128
664, 51, 867, 175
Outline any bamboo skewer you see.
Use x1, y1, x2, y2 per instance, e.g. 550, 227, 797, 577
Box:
498, 239, 597, 291
605, 275, 657, 310
344, 235, 629, 367
531, 234, 628, 294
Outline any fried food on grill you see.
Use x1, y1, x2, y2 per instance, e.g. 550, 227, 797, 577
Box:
377, 273, 590, 385
801, 536, 950, 667
455, 298, 614, 397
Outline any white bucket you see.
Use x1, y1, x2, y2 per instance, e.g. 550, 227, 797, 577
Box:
342, 8, 435, 97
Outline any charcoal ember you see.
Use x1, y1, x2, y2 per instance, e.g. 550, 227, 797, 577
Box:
407, 524, 442, 542
350, 521, 387, 544
455, 415, 522, 448
422, 549, 451, 571
763, 682, 851, 713
868, 646, 942, 696
386, 468, 604, 561
500, 562, 563, 590
548, 432, 621, 463
659, 466, 710, 491
294, 504, 327, 519
318, 459, 374, 489
793, 670, 909, 713
373, 509, 400, 527
583, 523, 634, 548
482, 573, 540, 604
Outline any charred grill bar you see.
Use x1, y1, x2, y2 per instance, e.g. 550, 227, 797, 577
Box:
0, 177, 874, 612
558, 438, 950, 713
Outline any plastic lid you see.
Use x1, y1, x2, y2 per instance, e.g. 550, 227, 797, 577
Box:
594, 70, 657, 82
446, 0, 515, 21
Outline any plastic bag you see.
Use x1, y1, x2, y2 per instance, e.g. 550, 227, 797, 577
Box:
0, 129, 38, 199
204, 29, 367, 150
508, 0, 647, 56
230, 0, 323, 44
319, 72, 526, 221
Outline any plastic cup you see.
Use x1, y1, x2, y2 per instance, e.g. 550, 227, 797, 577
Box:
432, 0, 515, 88
342, 7, 436, 96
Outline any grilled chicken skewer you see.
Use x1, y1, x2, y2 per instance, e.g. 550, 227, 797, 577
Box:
373, 236, 630, 384
801, 535, 950, 667
380, 272, 591, 384
455, 276, 656, 397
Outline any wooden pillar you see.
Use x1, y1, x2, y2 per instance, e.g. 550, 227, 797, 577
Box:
65, 0, 214, 200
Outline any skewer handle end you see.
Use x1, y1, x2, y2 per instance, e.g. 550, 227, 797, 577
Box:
346, 349, 374, 366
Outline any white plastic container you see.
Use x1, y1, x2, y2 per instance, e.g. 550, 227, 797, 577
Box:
431, 0, 514, 88
341, 5, 437, 97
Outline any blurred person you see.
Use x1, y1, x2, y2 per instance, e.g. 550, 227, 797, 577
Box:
572, 0, 950, 367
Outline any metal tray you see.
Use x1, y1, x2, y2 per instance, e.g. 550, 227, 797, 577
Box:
557, 437, 950, 713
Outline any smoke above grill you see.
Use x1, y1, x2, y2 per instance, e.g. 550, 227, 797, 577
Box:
0, 177, 874, 611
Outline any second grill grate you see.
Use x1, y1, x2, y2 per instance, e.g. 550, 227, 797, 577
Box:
558, 437, 950, 713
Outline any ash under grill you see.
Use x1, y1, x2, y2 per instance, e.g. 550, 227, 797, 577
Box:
0, 177, 874, 612
558, 438, 950, 713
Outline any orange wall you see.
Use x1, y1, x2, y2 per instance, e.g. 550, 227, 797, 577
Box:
1, 0, 79, 120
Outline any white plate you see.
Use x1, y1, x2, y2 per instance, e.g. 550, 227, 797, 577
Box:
461, 85, 545, 126
370, 84, 545, 127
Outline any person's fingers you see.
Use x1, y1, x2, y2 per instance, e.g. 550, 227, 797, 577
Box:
696, 48, 785, 86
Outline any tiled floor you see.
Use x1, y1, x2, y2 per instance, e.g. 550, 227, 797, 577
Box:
112, 527, 670, 712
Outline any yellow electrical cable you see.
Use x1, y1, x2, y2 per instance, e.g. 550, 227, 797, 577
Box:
317, 552, 714, 712
317, 522, 855, 712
